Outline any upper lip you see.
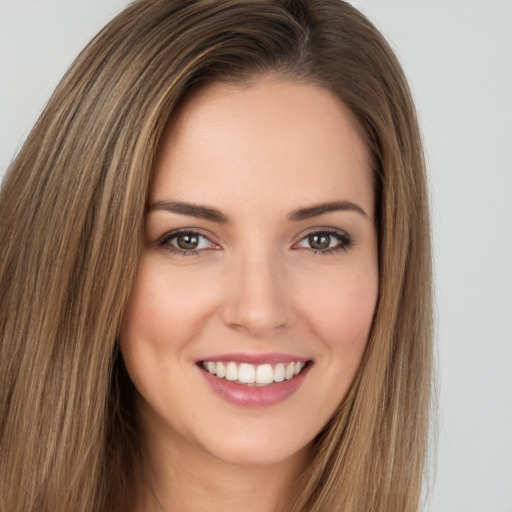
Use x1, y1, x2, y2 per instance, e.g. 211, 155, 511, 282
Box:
197, 352, 311, 365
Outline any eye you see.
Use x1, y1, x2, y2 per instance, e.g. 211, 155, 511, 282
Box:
159, 230, 218, 255
294, 229, 352, 254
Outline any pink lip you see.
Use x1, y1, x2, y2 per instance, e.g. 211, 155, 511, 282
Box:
197, 352, 310, 365
197, 361, 312, 407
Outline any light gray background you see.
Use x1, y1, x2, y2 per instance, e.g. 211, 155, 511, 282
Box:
1, 1, 511, 511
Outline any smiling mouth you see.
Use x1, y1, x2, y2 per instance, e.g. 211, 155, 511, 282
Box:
199, 360, 311, 386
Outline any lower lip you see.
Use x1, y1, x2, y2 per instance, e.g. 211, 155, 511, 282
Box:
198, 364, 310, 407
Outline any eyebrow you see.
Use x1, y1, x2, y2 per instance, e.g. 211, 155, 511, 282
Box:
148, 200, 229, 223
148, 199, 367, 223
287, 200, 368, 221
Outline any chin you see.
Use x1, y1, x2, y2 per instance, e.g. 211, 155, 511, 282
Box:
204, 437, 310, 468
186, 418, 314, 469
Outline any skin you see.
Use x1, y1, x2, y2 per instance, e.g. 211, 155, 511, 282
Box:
120, 77, 379, 512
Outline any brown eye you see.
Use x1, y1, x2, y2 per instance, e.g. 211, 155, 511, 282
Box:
160, 231, 216, 254
294, 229, 353, 254
176, 233, 199, 250
308, 233, 331, 250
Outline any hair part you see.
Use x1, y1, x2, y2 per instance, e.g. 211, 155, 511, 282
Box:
0, 1, 432, 511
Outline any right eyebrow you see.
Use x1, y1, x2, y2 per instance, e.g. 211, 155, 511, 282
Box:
148, 200, 230, 224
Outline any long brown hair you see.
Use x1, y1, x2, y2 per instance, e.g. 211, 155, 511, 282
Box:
0, 1, 432, 510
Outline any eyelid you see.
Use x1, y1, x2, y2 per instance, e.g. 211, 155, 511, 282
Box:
292, 227, 353, 253
156, 226, 353, 256
158, 228, 221, 254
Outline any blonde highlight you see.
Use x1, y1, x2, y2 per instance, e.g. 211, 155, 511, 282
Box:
0, 1, 432, 511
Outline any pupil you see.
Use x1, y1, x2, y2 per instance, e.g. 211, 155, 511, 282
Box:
309, 233, 330, 250
178, 234, 198, 250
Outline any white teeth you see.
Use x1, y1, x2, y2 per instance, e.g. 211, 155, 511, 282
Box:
255, 364, 274, 384
238, 363, 256, 384
202, 360, 308, 386
225, 362, 238, 381
216, 361, 226, 378
273, 363, 285, 382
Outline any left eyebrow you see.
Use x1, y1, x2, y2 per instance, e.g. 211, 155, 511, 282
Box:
287, 200, 368, 221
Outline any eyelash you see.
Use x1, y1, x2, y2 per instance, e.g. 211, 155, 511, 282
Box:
158, 228, 353, 256
158, 230, 217, 256
295, 228, 353, 255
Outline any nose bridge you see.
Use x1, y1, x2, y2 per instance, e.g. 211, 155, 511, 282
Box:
222, 243, 291, 336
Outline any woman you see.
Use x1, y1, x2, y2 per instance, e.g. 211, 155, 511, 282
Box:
0, 1, 432, 511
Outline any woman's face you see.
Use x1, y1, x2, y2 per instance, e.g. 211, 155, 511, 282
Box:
120, 78, 378, 468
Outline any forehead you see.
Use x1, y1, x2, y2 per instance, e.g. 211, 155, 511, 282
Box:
151, 78, 374, 219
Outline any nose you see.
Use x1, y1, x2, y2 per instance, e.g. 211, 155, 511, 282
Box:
220, 249, 294, 337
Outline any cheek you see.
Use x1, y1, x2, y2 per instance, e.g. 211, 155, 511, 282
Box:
298, 265, 378, 360
119, 260, 220, 411
120, 260, 217, 357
